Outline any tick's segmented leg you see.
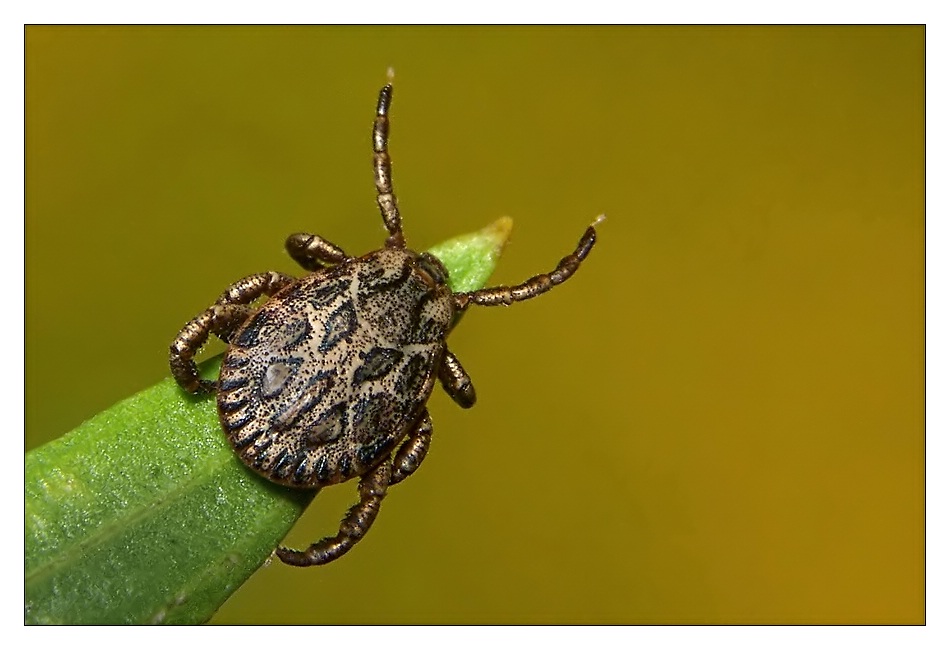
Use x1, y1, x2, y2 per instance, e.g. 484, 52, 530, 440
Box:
373, 83, 405, 249
390, 411, 433, 485
170, 271, 296, 394
439, 350, 476, 408
285, 232, 349, 271
454, 216, 603, 311
170, 304, 253, 393
213, 270, 296, 306
276, 459, 393, 567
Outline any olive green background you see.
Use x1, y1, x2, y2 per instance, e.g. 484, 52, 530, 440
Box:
25, 26, 923, 624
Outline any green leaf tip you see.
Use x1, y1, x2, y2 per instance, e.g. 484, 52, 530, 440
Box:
427, 216, 512, 294
24, 219, 512, 625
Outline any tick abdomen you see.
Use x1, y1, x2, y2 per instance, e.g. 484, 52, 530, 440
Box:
217, 248, 453, 488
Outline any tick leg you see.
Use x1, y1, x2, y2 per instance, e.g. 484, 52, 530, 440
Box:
285, 232, 349, 271
276, 459, 393, 567
454, 216, 603, 311
169, 304, 253, 393
170, 271, 296, 394
391, 410, 434, 485
373, 82, 405, 249
212, 270, 296, 306
439, 350, 476, 408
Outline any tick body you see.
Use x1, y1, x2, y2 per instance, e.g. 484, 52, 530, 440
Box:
169, 81, 600, 567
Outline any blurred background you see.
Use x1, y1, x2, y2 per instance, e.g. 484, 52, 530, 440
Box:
25, 26, 923, 624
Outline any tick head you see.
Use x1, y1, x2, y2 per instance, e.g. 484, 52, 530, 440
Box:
413, 251, 450, 288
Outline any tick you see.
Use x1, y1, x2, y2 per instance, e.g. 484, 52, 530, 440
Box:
169, 80, 601, 567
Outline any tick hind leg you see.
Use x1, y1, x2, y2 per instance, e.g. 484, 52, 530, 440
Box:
454, 216, 603, 311
391, 410, 434, 485
276, 411, 435, 567
276, 458, 392, 567
169, 271, 296, 394
285, 233, 349, 271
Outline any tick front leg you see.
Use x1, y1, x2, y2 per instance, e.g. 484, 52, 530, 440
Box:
373, 82, 405, 249
276, 459, 392, 567
285, 233, 349, 271
439, 350, 476, 408
454, 216, 602, 311
391, 410, 434, 485
170, 271, 296, 394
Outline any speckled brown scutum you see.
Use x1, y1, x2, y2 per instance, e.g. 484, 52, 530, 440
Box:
218, 248, 453, 488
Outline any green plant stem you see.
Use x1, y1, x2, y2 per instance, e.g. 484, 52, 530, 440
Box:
25, 218, 512, 625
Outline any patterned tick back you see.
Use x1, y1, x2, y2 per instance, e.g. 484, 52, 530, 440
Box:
218, 249, 454, 487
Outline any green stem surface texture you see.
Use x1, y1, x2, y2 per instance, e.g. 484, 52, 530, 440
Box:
25, 218, 512, 625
